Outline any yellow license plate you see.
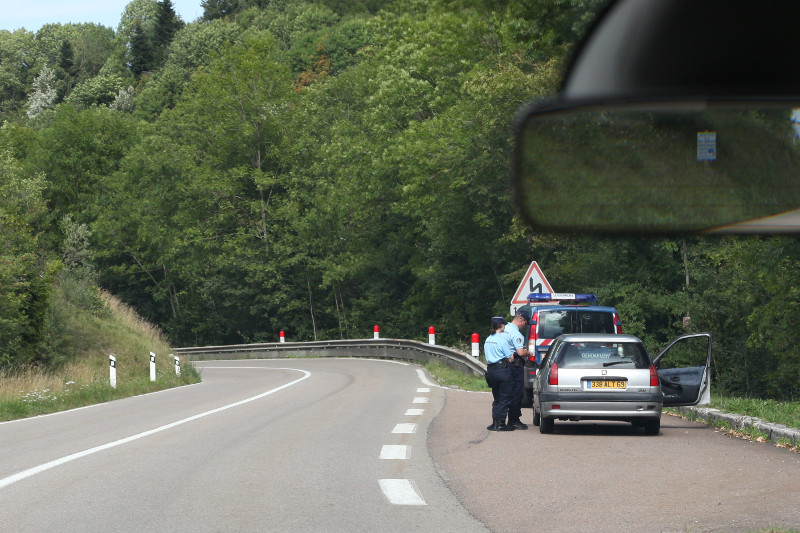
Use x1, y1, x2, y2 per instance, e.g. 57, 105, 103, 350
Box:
588, 380, 626, 389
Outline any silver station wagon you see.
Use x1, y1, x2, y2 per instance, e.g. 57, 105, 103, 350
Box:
532, 332, 712, 435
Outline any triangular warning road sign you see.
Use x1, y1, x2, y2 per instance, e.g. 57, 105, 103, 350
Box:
510, 261, 554, 306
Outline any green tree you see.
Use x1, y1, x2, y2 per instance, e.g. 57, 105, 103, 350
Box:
33, 104, 138, 228
153, 0, 184, 65
202, 0, 238, 21
0, 148, 50, 367
130, 22, 155, 76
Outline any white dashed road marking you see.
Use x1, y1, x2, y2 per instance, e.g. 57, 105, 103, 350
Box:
392, 423, 417, 434
405, 408, 424, 416
412, 397, 429, 404
380, 445, 410, 460
379, 479, 427, 505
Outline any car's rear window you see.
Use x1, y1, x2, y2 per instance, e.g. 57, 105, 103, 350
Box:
556, 342, 650, 369
538, 310, 615, 339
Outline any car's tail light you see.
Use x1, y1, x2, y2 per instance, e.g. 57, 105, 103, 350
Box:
614, 312, 623, 333
548, 363, 559, 386
649, 364, 659, 386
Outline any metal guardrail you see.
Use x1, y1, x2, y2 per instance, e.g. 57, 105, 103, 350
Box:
172, 338, 487, 376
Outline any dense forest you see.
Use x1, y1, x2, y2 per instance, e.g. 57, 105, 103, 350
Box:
1, 0, 799, 399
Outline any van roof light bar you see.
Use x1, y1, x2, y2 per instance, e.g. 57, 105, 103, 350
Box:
527, 293, 599, 305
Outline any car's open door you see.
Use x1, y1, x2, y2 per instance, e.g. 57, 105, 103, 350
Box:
652, 332, 712, 407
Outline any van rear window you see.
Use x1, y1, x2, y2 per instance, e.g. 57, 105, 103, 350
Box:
538, 310, 615, 339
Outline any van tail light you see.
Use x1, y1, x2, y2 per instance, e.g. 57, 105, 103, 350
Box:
614, 312, 623, 333
549, 363, 559, 386
528, 311, 539, 358
649, 364, 659, 386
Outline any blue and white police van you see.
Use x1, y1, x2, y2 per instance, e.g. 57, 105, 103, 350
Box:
519, 293, 623, 407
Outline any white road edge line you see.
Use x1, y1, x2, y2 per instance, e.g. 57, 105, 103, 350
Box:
0, 368, 311, 490
415, 367, 490, 394
416, 368, 438, 387
379, 479, 427, 505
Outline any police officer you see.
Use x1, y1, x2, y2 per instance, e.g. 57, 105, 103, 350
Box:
484, 316, 516, 431
504, 308, 531, 430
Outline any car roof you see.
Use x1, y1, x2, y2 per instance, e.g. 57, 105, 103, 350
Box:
556, 333, 642, 343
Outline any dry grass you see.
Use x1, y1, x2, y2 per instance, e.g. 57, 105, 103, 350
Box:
0, 289, 199, 420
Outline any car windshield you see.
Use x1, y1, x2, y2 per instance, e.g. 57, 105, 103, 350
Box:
557, 342, 650, 369
538, 310, 615, 338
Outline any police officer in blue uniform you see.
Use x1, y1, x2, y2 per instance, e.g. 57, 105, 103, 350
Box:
484, 316, 516, 431
504, 308, 531, 429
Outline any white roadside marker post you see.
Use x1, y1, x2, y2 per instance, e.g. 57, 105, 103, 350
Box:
173, 354, 180, 377
150, 351, 156, 382
374, 325, 380, 339
428, 326, 436, 345
471, 333, 480, 358
109, 355, 117, 389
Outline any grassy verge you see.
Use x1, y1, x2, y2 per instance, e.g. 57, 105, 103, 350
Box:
0, 290, 201, 422
423, 361, 489, 391
708, 395, 800, 428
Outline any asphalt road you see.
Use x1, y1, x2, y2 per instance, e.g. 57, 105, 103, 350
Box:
0, 359, 486, 532
430, 386, 800, 533
1, 358, 798, 532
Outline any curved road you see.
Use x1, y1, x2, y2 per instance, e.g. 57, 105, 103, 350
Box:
1, 358, 798, 532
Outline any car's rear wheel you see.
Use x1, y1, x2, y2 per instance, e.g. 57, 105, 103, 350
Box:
643, 418, 660, 435
540, 415, 554, 434
532, 404, 540, 426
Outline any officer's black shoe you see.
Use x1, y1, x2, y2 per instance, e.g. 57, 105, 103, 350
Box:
487, 419, 515, 431
507, 417, 528, 430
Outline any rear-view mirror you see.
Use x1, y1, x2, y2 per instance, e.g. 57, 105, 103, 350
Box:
513, 99, 800, 234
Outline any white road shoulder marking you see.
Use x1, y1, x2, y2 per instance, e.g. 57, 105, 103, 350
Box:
0, 368, 310, 490
392, 423, 417, 434
405, 408, 424, 416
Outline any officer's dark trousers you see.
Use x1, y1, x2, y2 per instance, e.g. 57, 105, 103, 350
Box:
486, 362, 513, 420
508, 363, 524, 420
